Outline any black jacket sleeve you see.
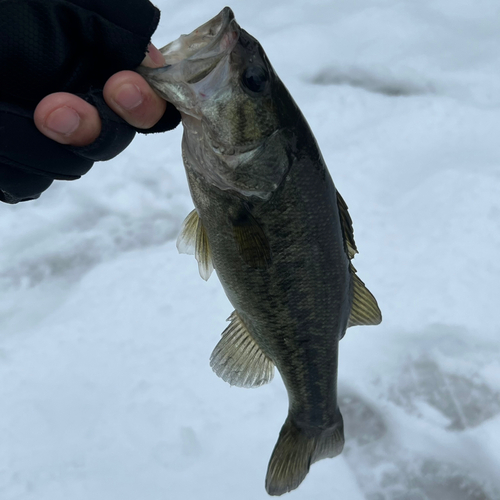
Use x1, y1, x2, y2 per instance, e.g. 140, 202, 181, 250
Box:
0, 0, 181, 204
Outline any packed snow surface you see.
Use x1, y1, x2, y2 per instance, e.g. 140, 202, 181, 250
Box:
1, 1, 500, 499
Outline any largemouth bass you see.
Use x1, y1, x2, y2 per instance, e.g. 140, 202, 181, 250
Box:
140, 7, 381, 495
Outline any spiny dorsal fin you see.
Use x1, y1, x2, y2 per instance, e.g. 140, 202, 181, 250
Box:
336, 191, 358, 260
231, 210, 272, 269
176, 209, 214, 281
210, 311, 274, 388
348, 269, 382, 327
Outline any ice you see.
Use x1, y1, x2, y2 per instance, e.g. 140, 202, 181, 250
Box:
1, 0, 500, 499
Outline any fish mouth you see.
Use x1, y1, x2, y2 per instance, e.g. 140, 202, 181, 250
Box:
139, 7, 240, 99
161, 7, 237, 66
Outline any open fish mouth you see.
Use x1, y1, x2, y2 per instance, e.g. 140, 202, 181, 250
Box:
145, 7, 240, 86
138, 7, 241, 116
160, 7, 237, 65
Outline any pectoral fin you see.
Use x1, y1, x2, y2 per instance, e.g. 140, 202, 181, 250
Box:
231, 211, 272, 269
348, 270, 382, 327
176, 209, 214, 281
210, 311, 274, 388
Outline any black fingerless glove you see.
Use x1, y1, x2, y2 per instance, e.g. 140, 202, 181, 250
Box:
0, 0, 181, 203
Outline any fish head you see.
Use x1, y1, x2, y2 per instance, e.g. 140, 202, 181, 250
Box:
140, 7, 293, 200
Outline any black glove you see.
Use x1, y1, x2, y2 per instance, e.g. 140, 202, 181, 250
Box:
0, 0, 181, 204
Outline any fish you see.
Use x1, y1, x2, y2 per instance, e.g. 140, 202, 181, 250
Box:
139, 7, 381, 496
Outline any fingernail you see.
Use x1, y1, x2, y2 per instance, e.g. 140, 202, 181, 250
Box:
45, 106, 80, 135
142, 43, 165, 68
115, 84, 143, 110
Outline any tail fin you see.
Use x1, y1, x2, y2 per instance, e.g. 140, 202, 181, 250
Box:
265, 413, 344, 496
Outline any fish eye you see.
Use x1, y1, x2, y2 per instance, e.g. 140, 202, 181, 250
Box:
241, 66, 268, 93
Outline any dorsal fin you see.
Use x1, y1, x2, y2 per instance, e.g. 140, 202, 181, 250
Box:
348, 268, 382, 327
336, 192, 382, 328
176, 209, 214, 281
210, 311, 275, 388
336, 191, 358, 260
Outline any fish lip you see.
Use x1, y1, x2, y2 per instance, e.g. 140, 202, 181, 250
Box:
161, 7, 236, 63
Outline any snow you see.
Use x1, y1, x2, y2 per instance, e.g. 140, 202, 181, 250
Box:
1, 1, 500, 498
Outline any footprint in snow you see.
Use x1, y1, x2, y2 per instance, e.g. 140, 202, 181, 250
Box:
389, 355, 500, 431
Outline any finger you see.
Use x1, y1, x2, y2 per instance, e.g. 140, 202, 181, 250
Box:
34, 93, 102, 147
142, 43, 166, 68
103, 42, 167, 129
103, 70, 167, 130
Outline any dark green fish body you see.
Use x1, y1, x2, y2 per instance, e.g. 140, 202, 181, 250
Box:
140, 7, 381, 495
187, 125, 350, 422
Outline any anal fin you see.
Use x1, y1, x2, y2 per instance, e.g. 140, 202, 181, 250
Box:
210, 311, 274, 388
176, 209, 214, 281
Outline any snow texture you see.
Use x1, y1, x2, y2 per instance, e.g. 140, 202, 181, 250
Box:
1, 1, 500, 499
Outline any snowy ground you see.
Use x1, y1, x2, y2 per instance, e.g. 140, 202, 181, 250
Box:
1, 1, 500, 499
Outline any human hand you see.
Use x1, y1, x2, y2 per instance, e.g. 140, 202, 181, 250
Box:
0, 0, 182, 204
34, 44, 169, 147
